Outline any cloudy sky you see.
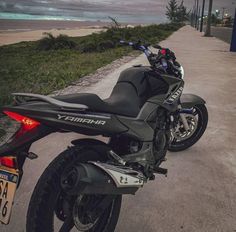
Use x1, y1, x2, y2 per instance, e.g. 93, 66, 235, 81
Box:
0, 0, 235, 23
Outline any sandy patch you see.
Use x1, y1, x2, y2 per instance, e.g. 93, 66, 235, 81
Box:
0, 28, 104, 46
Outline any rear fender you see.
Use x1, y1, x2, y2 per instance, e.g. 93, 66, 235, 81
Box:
180, 94, 206, 109
0, 124, 53, 188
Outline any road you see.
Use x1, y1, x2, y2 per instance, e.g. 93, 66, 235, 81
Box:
205, 26, 233, 44
1, 26, 236, 232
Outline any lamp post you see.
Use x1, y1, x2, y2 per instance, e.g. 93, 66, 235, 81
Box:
197, 5, 201, 30
222, 7, 225, 21
205, 0, 213, 36
195, 0, 199, 28
193, 0, 197, 28
200, 0, 205, 32
191, 7, 195, 26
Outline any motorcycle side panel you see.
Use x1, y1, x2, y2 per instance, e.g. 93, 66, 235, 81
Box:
147, 74, 184, 112
3, 103, 129, 137
117, 102, 160, 141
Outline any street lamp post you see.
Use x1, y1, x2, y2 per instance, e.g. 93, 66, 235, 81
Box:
195, 0, 199, 28
205, 0, 213, 36
200, 0, 205, 32
191, 8, 195, 27
193, 0, 197, 28
222, 7, 225, 21
197, 6, 201, 30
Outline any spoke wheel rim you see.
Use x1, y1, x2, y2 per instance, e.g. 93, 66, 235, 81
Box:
72, 194, 115, 231
73, 195, 99, 231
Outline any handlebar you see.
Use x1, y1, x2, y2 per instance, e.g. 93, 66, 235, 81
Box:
120, 40, 163, 49
119, 40, 134, 46
119, 40, 181, 77
120, 40, 146, 50
120, 40, 152, 57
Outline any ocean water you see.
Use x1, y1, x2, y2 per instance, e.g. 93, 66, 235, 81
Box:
0, 12, 166, 24
0, 12, 86, 21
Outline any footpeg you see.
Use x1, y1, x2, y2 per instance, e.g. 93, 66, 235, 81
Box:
108, 150, 126, 165
154, 167, 168, 177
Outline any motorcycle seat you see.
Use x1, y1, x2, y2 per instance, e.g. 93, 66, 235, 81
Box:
54, 82, 141, 118
54, 66, 168, 117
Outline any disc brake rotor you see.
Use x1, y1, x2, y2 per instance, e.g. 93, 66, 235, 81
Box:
173, 114, 198, 141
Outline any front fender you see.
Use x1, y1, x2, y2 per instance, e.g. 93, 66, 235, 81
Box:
180, 94, 206, 108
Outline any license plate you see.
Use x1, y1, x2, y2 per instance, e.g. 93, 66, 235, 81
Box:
0, 168, 19, 224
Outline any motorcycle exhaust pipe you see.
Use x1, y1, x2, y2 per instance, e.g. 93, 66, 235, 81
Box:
61, 161, 146, 195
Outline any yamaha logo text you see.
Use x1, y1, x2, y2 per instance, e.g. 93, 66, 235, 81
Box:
57, 114, 107, 125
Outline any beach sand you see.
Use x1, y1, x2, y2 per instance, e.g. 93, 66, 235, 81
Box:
0, 19, 108, 46
0, 28, 105, 46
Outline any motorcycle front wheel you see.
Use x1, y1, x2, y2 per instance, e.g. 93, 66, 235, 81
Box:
26, 146, 122, 232
168, 104, 208, 152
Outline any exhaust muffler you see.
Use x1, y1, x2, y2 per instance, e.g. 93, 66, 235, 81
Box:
61, 161, 146, 195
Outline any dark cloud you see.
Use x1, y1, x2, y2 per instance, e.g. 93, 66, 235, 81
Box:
0, 0, 235, 23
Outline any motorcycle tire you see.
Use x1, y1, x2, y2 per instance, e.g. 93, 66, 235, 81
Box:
26, 146, 122, 232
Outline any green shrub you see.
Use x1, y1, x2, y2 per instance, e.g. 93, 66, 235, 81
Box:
79, 42, 97, 53
36, 23, 183, 53
98, 40, 115, 51
37, 33, 77, 51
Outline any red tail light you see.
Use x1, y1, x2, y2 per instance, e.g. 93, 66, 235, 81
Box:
0, 157, 17, 169
3, 111, 40, 130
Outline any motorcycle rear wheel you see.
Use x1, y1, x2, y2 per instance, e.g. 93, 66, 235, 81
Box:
26, 146, 122, 232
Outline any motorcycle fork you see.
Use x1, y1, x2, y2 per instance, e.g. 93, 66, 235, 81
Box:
178, 106, 194, 131
179, 113, 190, 131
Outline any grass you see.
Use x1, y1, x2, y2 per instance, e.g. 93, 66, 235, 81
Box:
0, 45, 131, 104
0, 23, 183, 106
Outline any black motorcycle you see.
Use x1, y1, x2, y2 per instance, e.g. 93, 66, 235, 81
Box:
0, 41, 208, 231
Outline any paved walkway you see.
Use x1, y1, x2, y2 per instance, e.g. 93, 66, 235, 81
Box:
1, 26, 236, 232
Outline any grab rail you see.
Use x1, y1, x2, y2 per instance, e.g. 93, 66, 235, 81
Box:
12, 93, 88, 110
